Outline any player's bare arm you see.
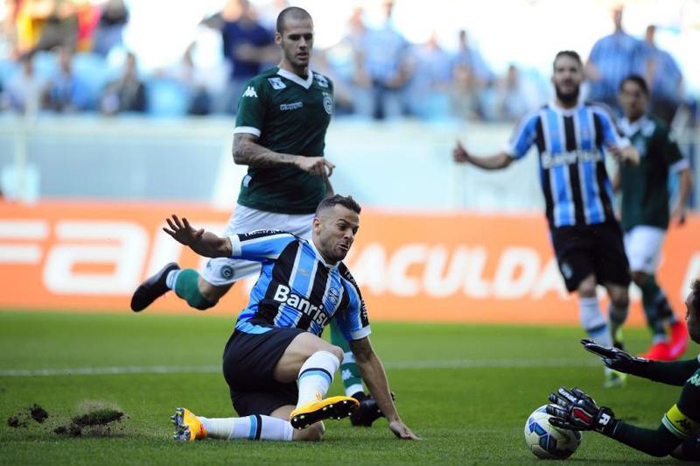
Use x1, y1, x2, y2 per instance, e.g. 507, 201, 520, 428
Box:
349, 336, 420, 440
453, 140, 513, 170
233, 133, 335, 176
671, 168, 693, 225
611, 168, 621, 192
163, 215, 232, 258
324, 174, 334, 196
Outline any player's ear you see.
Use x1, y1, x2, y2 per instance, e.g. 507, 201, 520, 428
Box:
275, 31, 282, 45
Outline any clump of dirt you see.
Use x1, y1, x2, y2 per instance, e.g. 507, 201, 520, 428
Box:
7, 404, 49, 428
29, 404, 49, 423
54, 407, 126, 437
7, 415, 26, 428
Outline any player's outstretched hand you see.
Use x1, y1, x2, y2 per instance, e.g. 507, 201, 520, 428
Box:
671, 203, 687, 226
295, 156, 335, 177
163, 215, 204, 247
607, 144, 640, 166
388, 419, 420, 440
581, 339, 648, 373
452, 140, 470, 163
546, 387, 616, 434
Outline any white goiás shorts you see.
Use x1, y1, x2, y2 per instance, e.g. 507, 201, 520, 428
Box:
201, 204, 314, 286
623, 225, 666, 275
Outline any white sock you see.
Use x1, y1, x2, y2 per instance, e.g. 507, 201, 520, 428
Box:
296, 350, 340, 408
166, 270, 180, 290
198, 415, 293, 441
579, 296, 612, 347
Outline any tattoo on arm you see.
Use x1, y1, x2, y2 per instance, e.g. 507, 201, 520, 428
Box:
232, 134, 296, 168
324, 175, 334, 196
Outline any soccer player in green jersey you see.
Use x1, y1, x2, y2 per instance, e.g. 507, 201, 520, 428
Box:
615, 75, 694, 360
131, 7, 381, 426
545, 279, 700, 461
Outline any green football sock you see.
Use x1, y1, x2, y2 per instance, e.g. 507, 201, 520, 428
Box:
174, 269, 215, 310
640, 275, 669, 340
329, 320, 364, 397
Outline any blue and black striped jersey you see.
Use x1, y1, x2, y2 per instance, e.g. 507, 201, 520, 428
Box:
506, 102, 629, 229
228, 229, 371, 341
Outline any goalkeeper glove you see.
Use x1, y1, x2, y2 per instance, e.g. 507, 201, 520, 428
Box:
546, 387, 618, 436
581, 338, 649, 374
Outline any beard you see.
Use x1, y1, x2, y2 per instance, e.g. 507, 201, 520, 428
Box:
555, 83, 580, 105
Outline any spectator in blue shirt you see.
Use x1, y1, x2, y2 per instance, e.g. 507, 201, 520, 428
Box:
586, 6, 646, 113
451, 29, 494, 120
642, 25, 684, 125
204, 0, 275, 114
44, 46, 90, 113
353, 0, 410, 120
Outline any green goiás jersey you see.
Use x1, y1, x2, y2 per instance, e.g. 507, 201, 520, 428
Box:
618, 114, 688, 231
234, 67, 334, 215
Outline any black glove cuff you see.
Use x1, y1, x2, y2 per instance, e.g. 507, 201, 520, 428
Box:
598, 417, 620, 437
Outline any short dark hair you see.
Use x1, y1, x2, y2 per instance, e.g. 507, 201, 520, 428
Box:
692, 279, 700, 312
553, 50, 582, 70
619, 74, 649, 96
276, 7, 312, 34
316, 194, 361, 215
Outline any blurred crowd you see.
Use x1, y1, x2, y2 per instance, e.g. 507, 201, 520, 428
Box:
0, 0, 693, 125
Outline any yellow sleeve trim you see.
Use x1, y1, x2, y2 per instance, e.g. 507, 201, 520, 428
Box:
662, 404, 700, 440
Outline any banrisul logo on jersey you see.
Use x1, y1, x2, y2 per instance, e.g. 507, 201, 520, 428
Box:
322, 92, 333, 115
273, 284, 329, 326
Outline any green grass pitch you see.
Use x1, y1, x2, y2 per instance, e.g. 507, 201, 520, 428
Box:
1, 310, 696, 464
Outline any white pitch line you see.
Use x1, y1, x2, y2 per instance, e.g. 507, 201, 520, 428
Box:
0, 359, 600, 377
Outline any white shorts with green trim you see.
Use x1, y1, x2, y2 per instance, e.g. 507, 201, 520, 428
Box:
201, 204, 314, 286
623, 225, 665, 275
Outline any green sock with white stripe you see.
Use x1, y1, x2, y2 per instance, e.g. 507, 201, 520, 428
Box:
330, 320, 364, 397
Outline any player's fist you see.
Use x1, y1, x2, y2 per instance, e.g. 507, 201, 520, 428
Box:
581, 339, 648, 374
546, 387, 617, 435
452, 140, 470, 163
295, 156, 335, 177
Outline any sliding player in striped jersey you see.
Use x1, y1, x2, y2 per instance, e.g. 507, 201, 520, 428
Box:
453, 50, 640, 388
165, 195, 418, 442
546, 279, 700, 461
130, 6, 381, 425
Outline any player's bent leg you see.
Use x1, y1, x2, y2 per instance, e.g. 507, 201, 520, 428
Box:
605, 282, 630, 345
329, 320, 364, 397
130, 262, 180, 312
272, 332, 343, 383
197, 277, 232, 304
173, 269, 217, 310
270, 405, 324, 442
273, 333, 358, 430
329, 321, 387, 427
577, 275, 613, 347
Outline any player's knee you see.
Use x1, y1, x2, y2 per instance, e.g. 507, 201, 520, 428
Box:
577, 278, 597, 298
631, 271, 648, 287
610, 289, 630, 310
327, 344, 344, 363
294, 422, 325, 442
198, 279, 229, 305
